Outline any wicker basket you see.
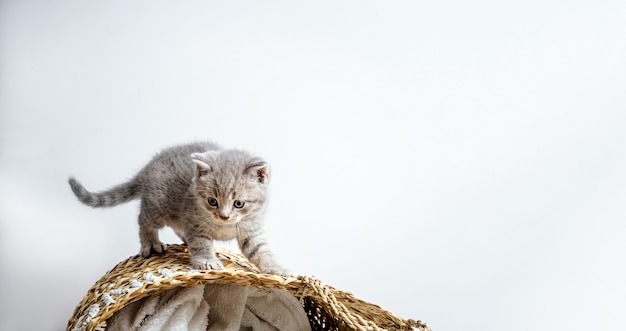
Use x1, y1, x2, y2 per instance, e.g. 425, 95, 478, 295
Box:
67, 244, 430, 331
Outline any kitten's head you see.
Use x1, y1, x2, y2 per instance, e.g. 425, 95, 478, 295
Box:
190, 150, 269, 224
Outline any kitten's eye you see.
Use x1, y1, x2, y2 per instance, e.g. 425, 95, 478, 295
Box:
207, 198, 218, 207
233, 200, 245, 209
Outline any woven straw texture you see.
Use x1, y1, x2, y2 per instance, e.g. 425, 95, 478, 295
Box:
67, 244, 430, 331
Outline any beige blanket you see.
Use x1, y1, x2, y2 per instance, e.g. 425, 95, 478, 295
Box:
107, 284, 311, 331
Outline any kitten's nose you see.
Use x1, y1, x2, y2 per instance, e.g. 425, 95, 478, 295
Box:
219, 213, 230, 221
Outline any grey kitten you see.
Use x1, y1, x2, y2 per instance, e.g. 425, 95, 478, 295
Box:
68, 142, 287, 275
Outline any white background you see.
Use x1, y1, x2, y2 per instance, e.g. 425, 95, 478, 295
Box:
1, 1, 625, 330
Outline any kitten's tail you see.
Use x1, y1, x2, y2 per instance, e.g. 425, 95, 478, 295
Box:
68, 177, 140, 208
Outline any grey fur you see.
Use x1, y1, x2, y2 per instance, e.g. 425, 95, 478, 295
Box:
68, 142, 287, 275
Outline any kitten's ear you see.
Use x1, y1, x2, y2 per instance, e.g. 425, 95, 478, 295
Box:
191, 152, 217, 177
245, 158, 269, 184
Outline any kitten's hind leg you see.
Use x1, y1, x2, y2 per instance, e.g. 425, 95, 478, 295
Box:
138, 212, 166, 257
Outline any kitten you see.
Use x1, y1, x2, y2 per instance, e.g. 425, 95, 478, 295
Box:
68, 142, 287, 275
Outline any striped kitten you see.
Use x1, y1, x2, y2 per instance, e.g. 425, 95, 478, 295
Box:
68, 142, 287, 275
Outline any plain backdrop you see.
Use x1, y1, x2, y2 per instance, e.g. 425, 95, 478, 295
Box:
1, 1, 625, 330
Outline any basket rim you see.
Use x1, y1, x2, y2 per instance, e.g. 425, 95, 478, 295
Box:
66, 244, 430, 331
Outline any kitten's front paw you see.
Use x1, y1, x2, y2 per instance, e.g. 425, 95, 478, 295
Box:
260, 265, 290, 277
140, 241, 167, 257
191, 257, 224, 271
